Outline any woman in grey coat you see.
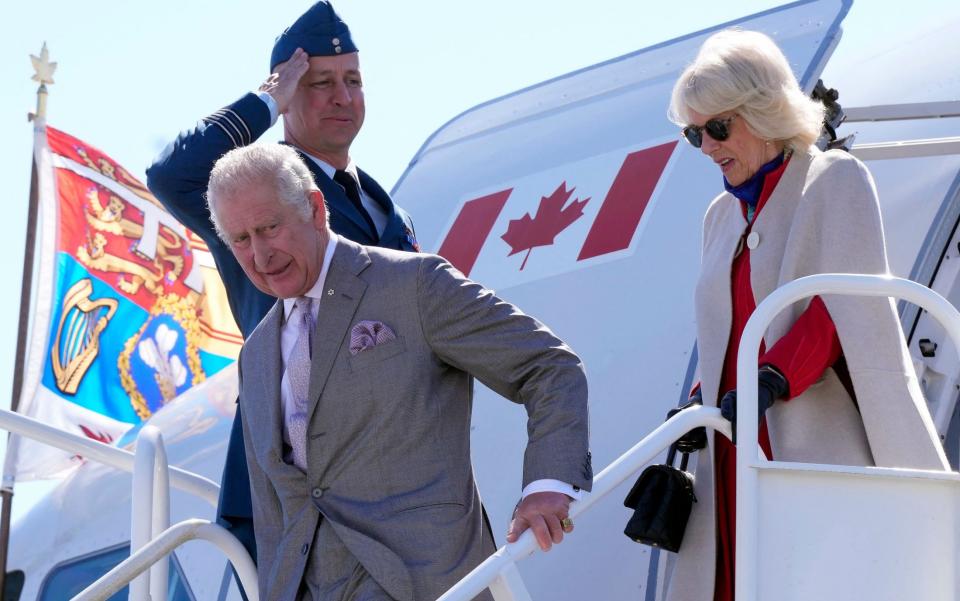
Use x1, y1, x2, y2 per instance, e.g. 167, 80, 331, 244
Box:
662, 29, 947, 601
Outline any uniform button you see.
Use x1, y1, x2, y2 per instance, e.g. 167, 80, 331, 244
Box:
312, 487, 324, 498
301, 543, 309, 555
746, 231, 760, 250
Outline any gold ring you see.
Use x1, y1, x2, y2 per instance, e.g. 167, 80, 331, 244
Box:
560, 517, 573, 530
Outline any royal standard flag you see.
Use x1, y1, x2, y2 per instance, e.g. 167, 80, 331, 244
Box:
7, 122, 242, 480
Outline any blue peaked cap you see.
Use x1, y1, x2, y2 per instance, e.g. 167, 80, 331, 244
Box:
270, 1, 358, 71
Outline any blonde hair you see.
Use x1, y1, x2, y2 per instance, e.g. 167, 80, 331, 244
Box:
668, 29, 824, 151
206, 144, 327, 241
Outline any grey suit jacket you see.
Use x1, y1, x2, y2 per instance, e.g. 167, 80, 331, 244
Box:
238, 238, 592, 601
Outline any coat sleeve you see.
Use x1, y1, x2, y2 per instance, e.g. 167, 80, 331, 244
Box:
761, 295, 842, 398
415, 255, 592, 492
146, 92, 275, 336
146, 92, 272, 239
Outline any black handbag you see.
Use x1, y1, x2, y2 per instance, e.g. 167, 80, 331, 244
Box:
622, 443, 697, 552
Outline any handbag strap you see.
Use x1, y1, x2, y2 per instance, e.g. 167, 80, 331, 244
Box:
666, 443, 691, 471
666, 442, 678, 466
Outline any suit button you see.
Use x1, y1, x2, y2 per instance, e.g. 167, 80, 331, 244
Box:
301, 543, 309, 555
312, 487, 324, 498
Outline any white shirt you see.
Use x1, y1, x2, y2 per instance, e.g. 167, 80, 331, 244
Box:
257, 92, 389, 237
265, 94, 577, 501
279, 234, 338, 449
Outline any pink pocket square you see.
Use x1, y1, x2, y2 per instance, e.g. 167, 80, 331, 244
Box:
350, 320, 397, 355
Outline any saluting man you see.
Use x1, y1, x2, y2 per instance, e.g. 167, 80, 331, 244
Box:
147, 1, 419, 567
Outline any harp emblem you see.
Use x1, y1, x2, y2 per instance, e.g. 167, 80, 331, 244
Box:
51, 279, 118, 394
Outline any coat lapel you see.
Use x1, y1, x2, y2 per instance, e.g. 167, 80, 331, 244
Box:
244, 301, 286, 457
284, 143, 377, 239
306, 239, 371, 416
358, 168, 404, 243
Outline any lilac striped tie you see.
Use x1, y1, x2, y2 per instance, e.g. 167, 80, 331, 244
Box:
286, 297, 315, 471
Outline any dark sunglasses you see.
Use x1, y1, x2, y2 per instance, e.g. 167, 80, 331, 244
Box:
681, 115, 737, 148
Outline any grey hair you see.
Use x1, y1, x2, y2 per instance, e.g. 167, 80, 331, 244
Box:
668, 29, 825, 152
206, 144, 326, 241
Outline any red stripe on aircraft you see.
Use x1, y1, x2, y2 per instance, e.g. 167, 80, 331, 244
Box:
577, 141, 677, 261
437, 189, 512, 276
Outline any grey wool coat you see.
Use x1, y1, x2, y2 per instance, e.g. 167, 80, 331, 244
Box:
664, 148, 949, 601
238, 238, 593, 601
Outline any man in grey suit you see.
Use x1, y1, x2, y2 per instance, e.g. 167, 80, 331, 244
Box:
206, 143, 592, 601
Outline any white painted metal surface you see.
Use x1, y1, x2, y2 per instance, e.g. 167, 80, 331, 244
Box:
735, 274, 960, 601
850, 136, 960, 160
70, 519, 258, 601
130, 426, 170, 601
844, 101, 960, 122
438, 406, 732, 600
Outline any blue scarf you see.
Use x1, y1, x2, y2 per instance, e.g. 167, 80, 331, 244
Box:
724, 152, 785, 221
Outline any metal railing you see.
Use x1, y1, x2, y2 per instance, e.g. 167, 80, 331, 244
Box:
130, 426, 170, 600
71, 519, 259, 601
0, 408, 219, 506
0, 407, 252, 599
437, 404, 732, 600
70, 426, 258, 601
734, 273, 960, 601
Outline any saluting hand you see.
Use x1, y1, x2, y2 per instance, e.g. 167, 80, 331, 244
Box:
259, 47, 310, 115
506, 491, 574, 552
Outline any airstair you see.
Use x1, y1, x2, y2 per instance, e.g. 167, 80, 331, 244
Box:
1, 273, 958, 600
439, 274, 960, 601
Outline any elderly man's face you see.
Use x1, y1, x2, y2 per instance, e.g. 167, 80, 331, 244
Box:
215, 183, 328, 299
284, 52, 365, 167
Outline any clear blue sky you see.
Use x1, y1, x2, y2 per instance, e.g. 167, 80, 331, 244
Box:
1, 0, 956, 520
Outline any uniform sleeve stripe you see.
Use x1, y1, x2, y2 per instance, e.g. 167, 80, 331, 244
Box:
216, 110, 248, 146
205, 118, 239, 147
222, 109, 252, 144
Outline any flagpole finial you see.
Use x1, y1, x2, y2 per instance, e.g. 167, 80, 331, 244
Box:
28, 42, 57, 122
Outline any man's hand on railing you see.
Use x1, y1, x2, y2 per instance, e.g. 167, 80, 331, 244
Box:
505, 491, 573, 552
668, 390, 708, 453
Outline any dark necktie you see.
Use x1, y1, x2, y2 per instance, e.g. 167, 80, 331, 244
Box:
333, 169, 379, 243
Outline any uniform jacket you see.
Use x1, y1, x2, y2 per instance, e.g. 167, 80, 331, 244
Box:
239, 239, 592, 601
665, 148, 949, 601
145, 92, 419, 545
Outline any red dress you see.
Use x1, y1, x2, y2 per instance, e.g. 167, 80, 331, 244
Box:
710, 158, 843, 601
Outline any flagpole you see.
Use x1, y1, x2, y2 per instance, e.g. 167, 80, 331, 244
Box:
0, 43, 56, 598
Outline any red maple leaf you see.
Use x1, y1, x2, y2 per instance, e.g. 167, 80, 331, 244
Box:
500, 182, 590, 270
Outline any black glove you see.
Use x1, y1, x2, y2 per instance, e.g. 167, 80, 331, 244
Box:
667, 389, 707, 453
719, 364, 790, 443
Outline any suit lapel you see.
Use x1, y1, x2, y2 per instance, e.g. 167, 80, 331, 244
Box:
358, 168, 404, 243
314, 163, 379, 238
306, 239, 370, 416
245, 301, 286, 456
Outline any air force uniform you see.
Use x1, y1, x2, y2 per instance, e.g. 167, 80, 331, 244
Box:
146, 0, 418, 565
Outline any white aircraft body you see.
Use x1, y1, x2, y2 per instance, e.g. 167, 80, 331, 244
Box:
8, 0, 960, 599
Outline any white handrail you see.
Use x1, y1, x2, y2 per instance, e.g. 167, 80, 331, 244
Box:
0, 407, 219, 507
437, 405, 732, 601
70, 519, 259, 601
130, 426, 170, 601
734, 273, 960, 601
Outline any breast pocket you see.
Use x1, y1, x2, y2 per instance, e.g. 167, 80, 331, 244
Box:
347, 336, 407, 372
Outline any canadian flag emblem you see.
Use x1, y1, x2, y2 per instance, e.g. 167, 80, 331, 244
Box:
437, 140, 678, 288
